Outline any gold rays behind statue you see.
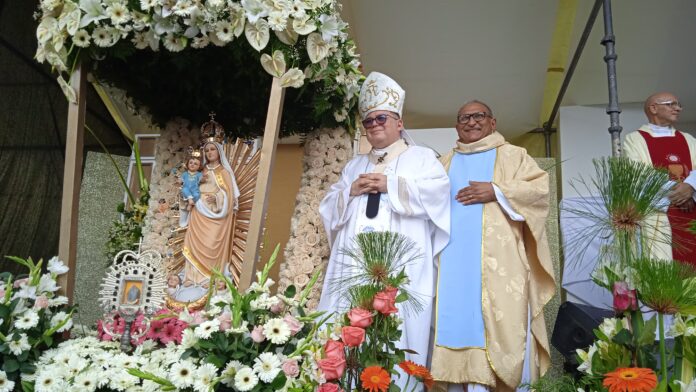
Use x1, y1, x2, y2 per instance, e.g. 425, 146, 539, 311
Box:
166, 138, 261, 311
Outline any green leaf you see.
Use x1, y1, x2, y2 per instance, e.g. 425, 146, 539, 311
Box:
205, 354, 225, 368
284, 285, 297, 298
395, 292, 408, 304
637, 316, 657, 346
21, 379, 35, 392
611, 329, 632, 346
388, 383, 401, 392
270, 373, 287, 389
3, 358, 19, 373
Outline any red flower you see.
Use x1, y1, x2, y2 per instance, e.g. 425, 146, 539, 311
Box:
318, 357, 346, 381
612, 281, 638, 313
360, 366, 391, 392
341, 326, 366, 347
324, 340, 345, 360
373, 287, 398, 315
347, 307, 373, 328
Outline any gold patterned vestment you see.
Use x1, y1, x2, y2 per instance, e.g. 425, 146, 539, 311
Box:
432, 132, 556, 391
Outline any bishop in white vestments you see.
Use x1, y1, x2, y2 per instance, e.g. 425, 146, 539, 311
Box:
318, 72, 451, 371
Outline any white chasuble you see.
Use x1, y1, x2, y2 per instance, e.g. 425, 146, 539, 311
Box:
433, 133, 555, 392
318, 142, 451, 371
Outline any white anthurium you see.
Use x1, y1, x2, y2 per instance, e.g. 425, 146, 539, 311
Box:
260, 50, 286, 77
241, 0, 269, 24
58, 1, 82, 35
52, 32, 65, 52
291, 13, 315, 35
244, 19, 269, 51
36, 17, 58, 44
279, 67, 304, 88
274, 19, 297, 45
229, 7, 246, 37
57, 76, 77, 104
306, 32, 329, 63
78, 0, 108, 28
45, 49, 69, 72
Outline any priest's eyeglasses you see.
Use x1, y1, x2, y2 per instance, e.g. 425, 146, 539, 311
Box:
654, 100, 682, 110
362, 113, 400, 128
457, 112, 492, 124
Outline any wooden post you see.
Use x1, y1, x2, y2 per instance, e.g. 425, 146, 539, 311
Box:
57, 64, 87, 301
240, 77, 286, 290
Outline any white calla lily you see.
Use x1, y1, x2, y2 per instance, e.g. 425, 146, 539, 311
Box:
244, 19, 269, 51
305, 32, 329, 63
260, 50, 286, 77
279, 68, 304, 88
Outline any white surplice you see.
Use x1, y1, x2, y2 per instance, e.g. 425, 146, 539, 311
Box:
318, 143, 450, 370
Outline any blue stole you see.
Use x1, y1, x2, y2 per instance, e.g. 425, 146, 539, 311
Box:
435, 149, 496, 348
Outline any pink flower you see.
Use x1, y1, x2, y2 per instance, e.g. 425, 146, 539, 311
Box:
373, 287, 398, 315
218, 312, 232, 331
160, 323, 183, 344
283, 314, 303, 335
0, 288, 4, 298
270, 301, 286, 314
13, 278, 28, 288
282, 359, 300, 378
251, 325, 266, 343
341, 326, 365, 347
34, 295, 49, 309
317, 383, 343, 392
318, 357, 346, 381
613, 281, 638, 313
347, 308, 373, 328
324, 340, 345, 360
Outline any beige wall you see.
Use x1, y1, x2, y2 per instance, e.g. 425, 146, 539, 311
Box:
258, 144, 305, 284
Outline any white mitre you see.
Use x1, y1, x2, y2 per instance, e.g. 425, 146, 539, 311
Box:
358, 72, 405, 120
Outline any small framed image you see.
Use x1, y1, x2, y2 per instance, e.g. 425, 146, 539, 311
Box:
119, 277, 146, 308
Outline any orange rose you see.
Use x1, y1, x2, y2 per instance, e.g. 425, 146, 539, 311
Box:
341, 326, 366, 347
347, 307, 373, 328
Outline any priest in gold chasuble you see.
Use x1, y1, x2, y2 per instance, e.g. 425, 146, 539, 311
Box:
433, 100, 556, 392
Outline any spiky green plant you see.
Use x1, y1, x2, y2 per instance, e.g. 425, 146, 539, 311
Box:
633, 257, 696, 384
331, 231, 423, 314
564, 157, 671, 285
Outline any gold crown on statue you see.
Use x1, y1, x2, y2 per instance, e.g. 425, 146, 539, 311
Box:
185, 146, 202, 160
200, 112, 225, 144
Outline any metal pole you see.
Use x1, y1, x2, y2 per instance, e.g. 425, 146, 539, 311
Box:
601, 0, 622, 157
543, 0, 602, 157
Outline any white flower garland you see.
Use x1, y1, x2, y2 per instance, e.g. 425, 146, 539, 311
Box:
141, 118, 199, 255
34, 0, 362, 131
278, 127, 352, 310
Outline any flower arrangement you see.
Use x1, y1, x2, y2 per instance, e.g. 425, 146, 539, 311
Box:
0, 256, 74, 391
279, 127, 353, 311
29, 336, 192, 391
316, 232, 433, 392
131, 245, 327, 391
34, 0, 362, 136
565, 157, 696, 390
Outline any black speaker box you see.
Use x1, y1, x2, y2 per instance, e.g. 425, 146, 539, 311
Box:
551, 301, 614, 365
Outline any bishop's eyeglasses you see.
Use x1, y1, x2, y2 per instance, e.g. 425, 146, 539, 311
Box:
362, 113, 400, 128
